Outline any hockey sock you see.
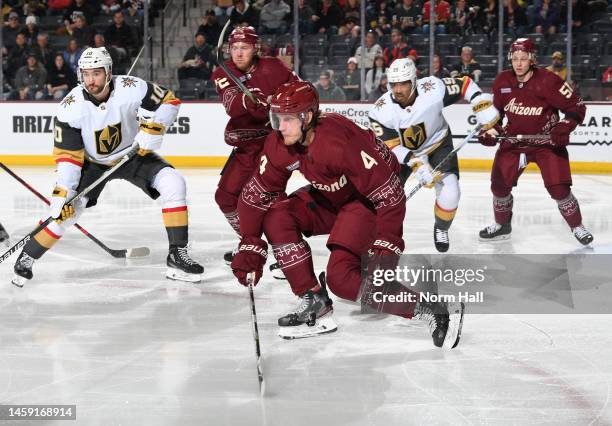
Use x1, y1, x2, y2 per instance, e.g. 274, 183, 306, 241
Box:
26, 224, 62, 259
272, 241, 318, 296
493, 194, 513, 225
556, 193, 583, 228
434, 202, 456, 230
162, 206, 188, 247
223, 210, 241, 235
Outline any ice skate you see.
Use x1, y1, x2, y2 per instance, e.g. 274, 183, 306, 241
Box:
479, 222, 512, 241
434, 226, 449, 252
414, 300, 464, 349
572, 224, 593, 246
269, 261, 286, 280
12, 251, 35, 288
166, 245, 204, 283
278, 272, 337, 339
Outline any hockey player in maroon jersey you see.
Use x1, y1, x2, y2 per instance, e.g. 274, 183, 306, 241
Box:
478, 38, 593, 246
211, 26, 298, 267
230, 81, 464, 348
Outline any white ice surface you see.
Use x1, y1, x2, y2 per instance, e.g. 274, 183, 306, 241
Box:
1, 167, 611, 426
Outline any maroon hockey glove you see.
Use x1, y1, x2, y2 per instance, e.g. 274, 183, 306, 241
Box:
231, 236, 268, 286
368, 235, 404, 272
478, 124, 503, 147
242, 88, 269, 120
550, 119, 577, 147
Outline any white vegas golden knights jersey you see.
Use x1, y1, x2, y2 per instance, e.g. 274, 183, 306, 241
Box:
53, 75, 177, 167
369, 76, 477, 157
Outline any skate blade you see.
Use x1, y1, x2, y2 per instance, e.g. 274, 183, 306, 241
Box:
126, 247, 150, 258
269, 264, 286, 280
444, 302, 465, 349
479, 234, 511, 242
11, 275, 28, 288
278, 314, 338, 339
165, 268, 202, 283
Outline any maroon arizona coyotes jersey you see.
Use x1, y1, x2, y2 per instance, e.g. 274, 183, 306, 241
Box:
238, 113, 406, 243
212, 56, 298, 147
492, 67, 585, 137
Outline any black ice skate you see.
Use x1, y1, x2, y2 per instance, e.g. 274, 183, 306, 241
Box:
479, 222, 512, 242
572, 224, 594, 246
12, 251, 35, 288
434, 226, 450, 252
223, 248, 236, 266
278, 272, 337, 339
166, 245, 204, 283
414, 300, 464, 349
269, 261, 286, 280
0, 223, 9, 247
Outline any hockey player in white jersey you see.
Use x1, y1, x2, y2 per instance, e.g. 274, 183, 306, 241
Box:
12, 47, 203, 287
369, 58, 499, 252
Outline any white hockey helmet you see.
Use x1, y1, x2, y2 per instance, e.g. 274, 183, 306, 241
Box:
77, 47, 113, 90
387, 58, 417, 85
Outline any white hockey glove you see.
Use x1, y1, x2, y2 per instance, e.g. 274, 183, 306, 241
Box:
134, 107, 166, 156
472, 93, 500, 131
50, 185, 76, 222
407, 156, 441, 188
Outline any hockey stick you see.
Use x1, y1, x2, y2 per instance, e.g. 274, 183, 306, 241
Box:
406, 126, 482, 202
0, 146, 139, 265
247, 272, 265, 395
216, 19, 257, 104
0, 162, 149, 259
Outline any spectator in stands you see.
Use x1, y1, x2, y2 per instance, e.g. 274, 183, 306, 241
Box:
449, 0, 476, 36
480, 0, 498, 35
383, 28, 409, 66
451, 46, 482, 82
276, 42, 295, 69
312, 0, 343, 34
102, 0, 123, 16
503, 0, 528, 38
22, 16, 39, 46
178, 33, 214, 81
365, 54, 387, 97
533, 0, 559, 35
45, 53, 76, 99
393, 0, 422, 34
425, 53, 451, 78
354, 30, 383, 69
24, 1, 46, 18
315, 70, 346, 101
369, 1, 392, 28
64, 0, 97, 27
292, 0, 315, 34
230, 0, 259, 28
546, 51, 567, 80
104, 10, 135, 59
123, 0, 144, 20
368, 74, 388, 100
602, 65, 612, 84
259, 0, 290, 35
13, 52, 47, 100
371, 15, 392, 38
214, 0, 234, 17
30, 33, 53, 69
93, 33, 123, 72
7, 33, 29, 80
63, 38, 84, 74
337, 16, 357, 37
343, 0, 360, 22
3, 12, 23, 53
560, 0, 590, 33
197, 9, 222, 47
72, 14, 95, 48
422, 0, 450, 34
48, 0, 73, 16
337, 56, 361, 100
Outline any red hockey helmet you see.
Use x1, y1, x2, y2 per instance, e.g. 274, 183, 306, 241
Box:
269, 81, 320, 130
508, 38, 537, 62
228, 26, 259, 47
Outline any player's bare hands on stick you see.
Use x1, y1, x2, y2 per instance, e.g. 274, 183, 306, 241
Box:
550, 119, 576, 146
50, 186, 76, 222
478, 124, 504, 146
231, 236, 268, 286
